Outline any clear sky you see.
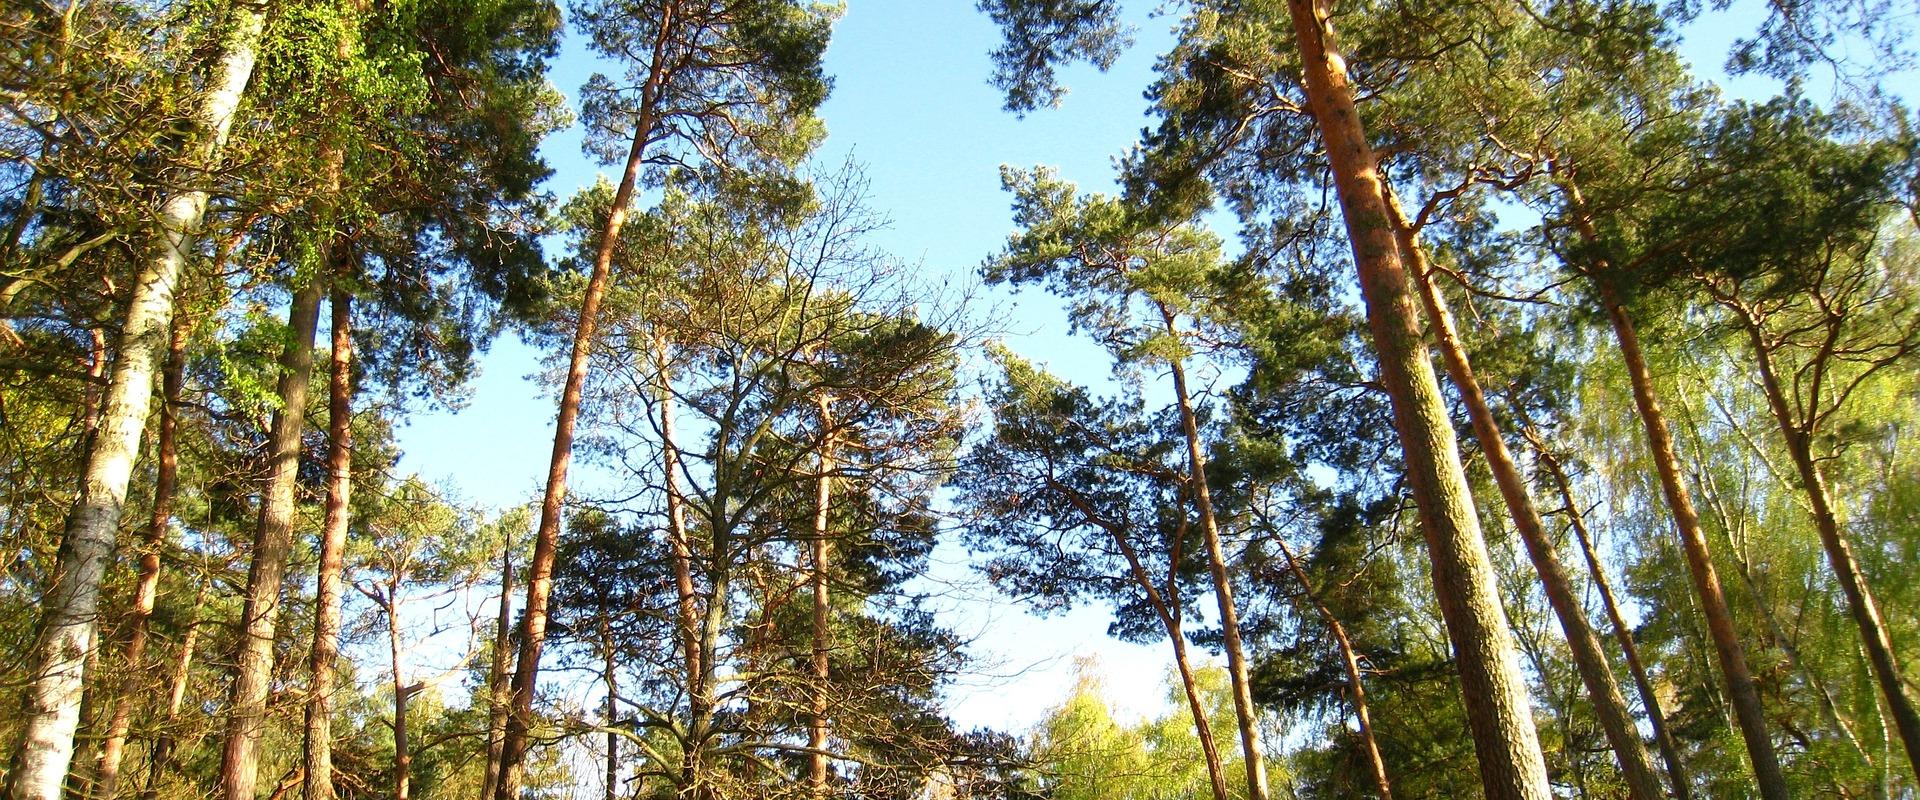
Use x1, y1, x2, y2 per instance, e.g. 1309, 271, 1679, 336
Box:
389, 0, 1882, 735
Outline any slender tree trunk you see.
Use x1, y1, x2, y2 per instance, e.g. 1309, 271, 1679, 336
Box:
301, 0, 362, 787
481, 547, 514, 800
654, 337, 701, 691
1271, 535, 1392, 800
222, 278, 327, 800
807, 396, 836, 797
389, 588, 411, 800
604, 641, 617, 800
1593, 283, 1787, 798
142, 579, 209, 800
79, 326, 107, 445
1554, 173, 1788, 798
1163, 616, 1233, 800
1053, 483, 1233, 800
1528, 434, 1693, 800
303, 286, 354, 800
684, 536, 731, 800
93, 318, 188, 799
1163, 348, 1269, 800
6, 2, 267, 794
495, 12, 676, 798
1740, 321, 1920, 778
1385, 194, 1666, 800
1280, 2, 1553, 796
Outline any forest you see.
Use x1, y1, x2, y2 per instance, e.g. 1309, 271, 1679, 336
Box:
2, 0, 1918, 797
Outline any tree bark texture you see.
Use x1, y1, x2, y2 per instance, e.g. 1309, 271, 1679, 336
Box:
92, 318, 188, 800
1386, 193, 1666, 800
303, 287, 354, 800
222, 278, 326, 800
1280, 2, 1554, 796
6, 1, 267, 795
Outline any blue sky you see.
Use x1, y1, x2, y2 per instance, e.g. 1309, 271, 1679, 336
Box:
389, 0, 1886, 734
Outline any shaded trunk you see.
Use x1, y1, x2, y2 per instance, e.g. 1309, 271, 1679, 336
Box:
303, 287, 354, 800
1386, 194, 1666, 800
222, 278, 326, 800
1740, 320, 1920, 778
481, 547, 514, 800
683, 535, 732, 800
142, 579, 209, 800
93, 318, 189, 799
495, 11, 676, 798
1281, 1, 1553, 796
1272, 536, 1392, 800
807, 397, 834, 798
604, 642, 618, 800
1528, 435, 1693, 800
5, 2, 267, 795
1163, 348, 1269, 800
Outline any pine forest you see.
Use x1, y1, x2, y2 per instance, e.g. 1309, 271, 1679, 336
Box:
2, 0, 1919, 797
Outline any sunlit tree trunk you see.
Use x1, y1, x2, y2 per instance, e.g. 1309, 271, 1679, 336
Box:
5, 2, 267, 795
654, 336, 701, 695
1279, 1, 1553, 796
1557, 174, 1789, 800
221, 277, 326, 800
303, 285, 354, 800
495, 10, 676, 797
389, 584, 413, 800
92, 317, 188, 799
1736, 314, 1920, 778
807, 396, 835, 797
1163, 343, 1269, 800
1385, 192, 1666, 800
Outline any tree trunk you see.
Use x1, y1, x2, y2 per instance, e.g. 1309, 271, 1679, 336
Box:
1280, 2, 1553, 796
808, 396, 835, 798
1386, 193, 1666, 800
303, 287, 354, 800
93, 317, 188, 800
495, 11, 676, 797
1163, 347, 1269, 800
1592, 282, 1787, 798
1163, 617, 1233, 800
604, 642, 618, 800
654, 337, 701, 693
5, 1, 267, 794
142, 579, 209, 800
222, 278, 327, 800
1271, 536, 1392, 800
1528, 434, 1693, 800
1740, 320, 1920, 778
390, 588, 412, 800
481, 547, 514, 800
1553, 172, 1788, 798
1053, 481, 1233, 800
